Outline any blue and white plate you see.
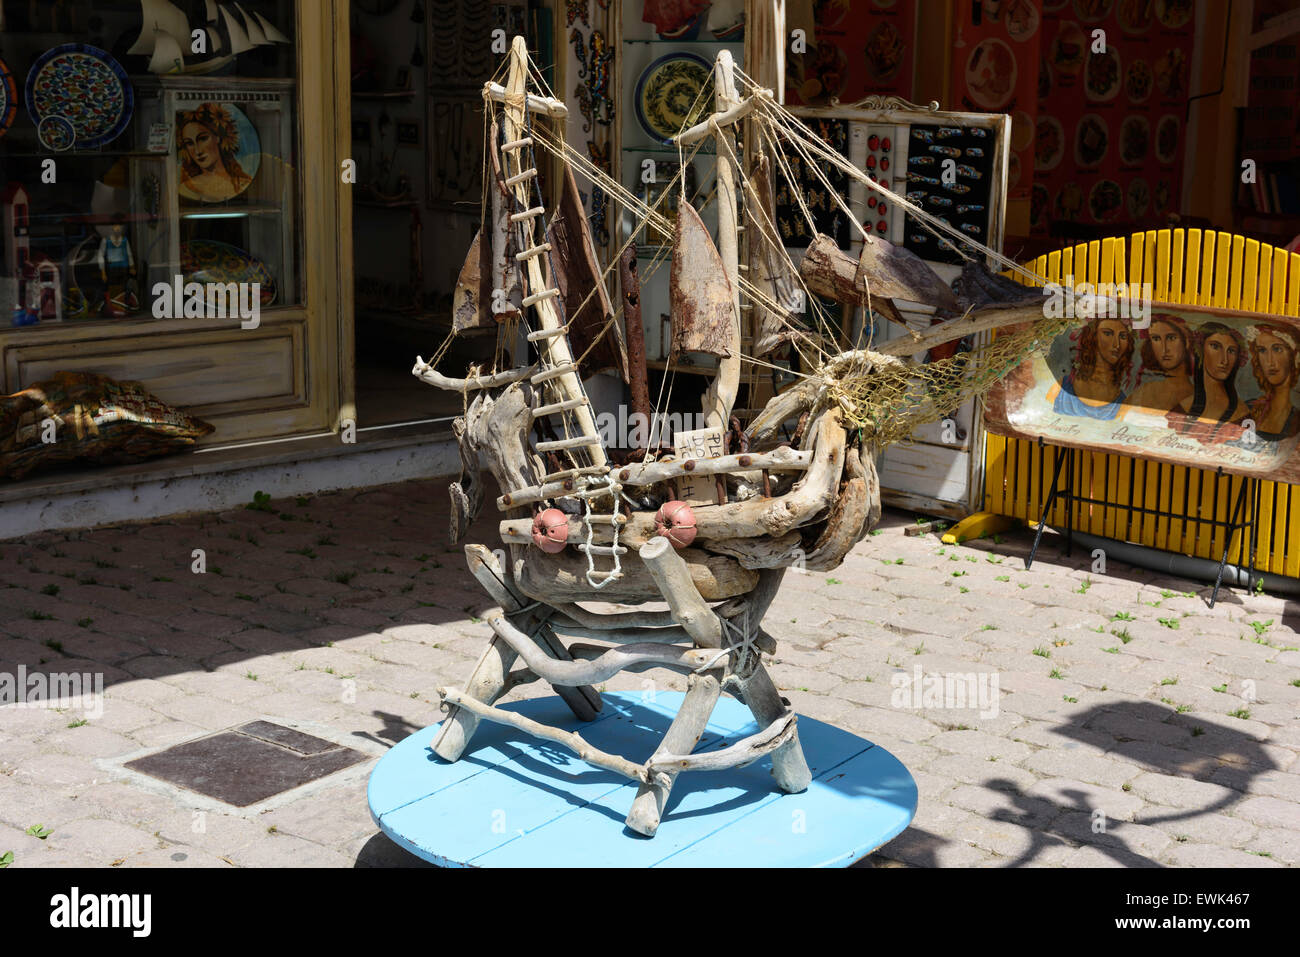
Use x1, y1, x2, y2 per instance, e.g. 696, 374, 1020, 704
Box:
37, 115, 76, 152
25, 44, 133, 150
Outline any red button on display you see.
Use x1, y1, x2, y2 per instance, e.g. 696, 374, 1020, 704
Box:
867, 196, 877, 208
880, 157, 890, 171
876, 220, 888, 233
868, 134, 879, 150
881, 137, 891, 151
865, 155, 876, 170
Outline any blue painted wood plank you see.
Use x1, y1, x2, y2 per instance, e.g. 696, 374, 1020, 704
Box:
369, 692, 917, 867
367, 694, 616, 819
377, 695, 733, 866
653, 745, 918, 868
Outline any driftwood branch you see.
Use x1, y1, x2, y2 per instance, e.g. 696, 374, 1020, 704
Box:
640, 536, 725, 649
875, 303, 1052, 358
513, 544, 758, 604
648, 711, 797, 773
482, 82, 568, 117
438, 686, 657, 785
497, 447, 810, 510
672, 88, 771, 145
431, 545, 524, 761
412, 359, 536, 392
626, 670, 723, 836
488, 616, 717, 685
546, 621, 696, 645
733, 663, 811, 794
500, 409, 847, 552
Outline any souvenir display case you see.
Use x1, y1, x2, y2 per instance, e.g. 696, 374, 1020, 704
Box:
131, 76, 300, 314
0, 1, 347, 448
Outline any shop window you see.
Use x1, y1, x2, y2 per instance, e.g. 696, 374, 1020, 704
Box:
0, 1, 302, 328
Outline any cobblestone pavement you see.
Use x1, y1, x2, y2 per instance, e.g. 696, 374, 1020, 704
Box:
1, 478, 1297, 868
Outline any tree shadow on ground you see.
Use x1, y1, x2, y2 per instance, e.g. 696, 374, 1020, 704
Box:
875, 701, 1276, 867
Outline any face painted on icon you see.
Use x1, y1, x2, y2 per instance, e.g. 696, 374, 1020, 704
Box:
1203, 332, 1240, 382
1253, 331, 1294, 388
1096, 319, 1131, 367
182, 123, 219, 174
1148, 320, 1186, 373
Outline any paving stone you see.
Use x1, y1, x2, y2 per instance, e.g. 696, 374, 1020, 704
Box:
153, 695, 262, 731
1209, 765, 1300, 801
223, 832, 355, 867
1019, 750, 1141, 788
1023, 778, 1146, 821
925, 753, 1039, 792
1243, 826, 1300, 865
1048, 811, 1172, 861
874, 826, 999, 868
947, 782, 1062, 829
1063, 843, 1159, 867
43, 818, 160, 866
1147, 812, 1256, 848
40, 724, 138, 759
1160, 842, 1283, 867
929, 729, 1033, 762
1124, 771, 1239, 810
1232, 796, 1300, 830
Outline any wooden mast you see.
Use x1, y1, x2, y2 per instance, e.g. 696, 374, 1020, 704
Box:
700, 49, 743, 431
498, 36, 607, 472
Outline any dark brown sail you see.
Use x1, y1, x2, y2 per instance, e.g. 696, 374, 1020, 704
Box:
451, 228, 497, 335
670, 201, 735, 359
546, 164, 629, 381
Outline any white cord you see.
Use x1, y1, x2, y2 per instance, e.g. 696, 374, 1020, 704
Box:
582, 474, 623, 588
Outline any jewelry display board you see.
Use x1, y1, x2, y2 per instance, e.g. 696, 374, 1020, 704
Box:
790, 99, 1012, 517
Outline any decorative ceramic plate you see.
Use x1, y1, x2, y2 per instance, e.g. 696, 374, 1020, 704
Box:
0, 57, 17, 140
965, 37, 1016, 110
176, 101, 262, 203
180, 240, 278, 307
635, 52, 713, 145
38, 115, 76, 152
25, 44, 133, 150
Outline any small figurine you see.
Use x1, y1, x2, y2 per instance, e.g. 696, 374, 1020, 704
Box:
96, 216, 137, 317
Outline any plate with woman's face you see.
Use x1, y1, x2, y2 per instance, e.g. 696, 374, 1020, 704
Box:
176, 102, 261, 203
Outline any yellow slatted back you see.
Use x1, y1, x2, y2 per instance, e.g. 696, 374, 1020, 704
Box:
984, 228, 1300, 576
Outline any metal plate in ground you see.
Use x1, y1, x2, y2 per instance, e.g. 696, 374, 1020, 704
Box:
127, 722, 366, 807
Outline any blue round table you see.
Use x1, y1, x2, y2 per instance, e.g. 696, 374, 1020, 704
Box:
368, 691, 917, 867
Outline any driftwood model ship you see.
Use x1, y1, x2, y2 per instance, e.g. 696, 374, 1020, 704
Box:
413, 38, 1075, 836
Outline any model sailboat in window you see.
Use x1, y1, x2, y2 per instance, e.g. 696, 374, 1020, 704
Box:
127, 0, 289, 76
414, 37, 1084, 836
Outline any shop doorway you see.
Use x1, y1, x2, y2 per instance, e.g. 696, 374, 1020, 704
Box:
347, 0, 475, 430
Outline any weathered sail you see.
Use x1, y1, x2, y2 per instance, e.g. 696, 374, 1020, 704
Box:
670, 202, 735, 359
747, 155, 801, 357
799, 232, 960, 327
450, 228, 495, 334
546, 164, 628, 380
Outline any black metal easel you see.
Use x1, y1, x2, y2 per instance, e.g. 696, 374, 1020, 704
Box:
1024, 437, 1260, 608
